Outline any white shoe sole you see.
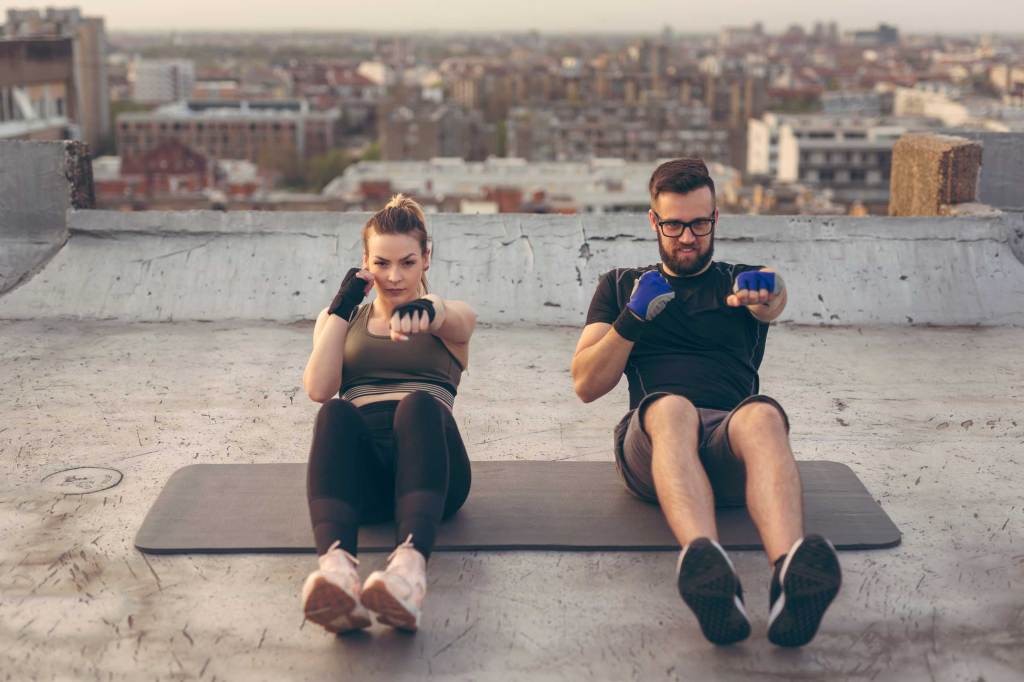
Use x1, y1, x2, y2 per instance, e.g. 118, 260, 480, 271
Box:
303, 574, 371, 634
360, 573, 421, 632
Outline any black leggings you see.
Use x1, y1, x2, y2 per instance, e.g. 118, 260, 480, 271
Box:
306, 391, 471, 559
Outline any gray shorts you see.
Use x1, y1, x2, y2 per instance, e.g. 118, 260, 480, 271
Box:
612, 393, 790, 508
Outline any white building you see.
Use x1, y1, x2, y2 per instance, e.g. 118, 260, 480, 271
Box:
749, 112, 942, 209
356, 61, 394, 87
893, 86, 1020, 131
822, 91, 886, 116
746, 112, 786, 177
324, 157, 742, 214
133, 59, 196, 104
776, 117, 910, 208
893, 87, 970, 127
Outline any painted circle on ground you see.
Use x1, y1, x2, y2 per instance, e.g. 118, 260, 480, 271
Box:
40, 467, 123, 495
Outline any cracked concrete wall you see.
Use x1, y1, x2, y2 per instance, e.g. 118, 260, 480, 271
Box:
0, 140, 92, 296
1, 208, 1023, 326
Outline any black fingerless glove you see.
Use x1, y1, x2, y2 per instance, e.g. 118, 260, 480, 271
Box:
612, 307, 646, 342
393, 298, 436, 325
328, 268, 369, 320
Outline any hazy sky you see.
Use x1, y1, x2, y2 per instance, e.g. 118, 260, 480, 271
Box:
1, 0, 1020, 34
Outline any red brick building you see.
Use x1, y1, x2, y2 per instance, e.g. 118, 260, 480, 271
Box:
116, 100, 341, 166
120, 139, 210, 196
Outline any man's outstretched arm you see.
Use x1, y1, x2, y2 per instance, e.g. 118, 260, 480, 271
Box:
726, 267, 787, 323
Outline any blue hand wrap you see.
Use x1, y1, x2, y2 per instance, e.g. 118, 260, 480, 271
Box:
627, 270, 675, 321
735, 271, 778, 293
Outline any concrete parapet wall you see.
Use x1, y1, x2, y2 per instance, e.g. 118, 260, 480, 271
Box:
2, 209, 1023, 326
0, 140, 92, 296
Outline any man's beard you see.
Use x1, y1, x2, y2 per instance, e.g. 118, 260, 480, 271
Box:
659, 236, 714, 276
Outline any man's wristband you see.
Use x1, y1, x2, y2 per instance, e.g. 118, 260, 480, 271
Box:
612, 307, 645, 342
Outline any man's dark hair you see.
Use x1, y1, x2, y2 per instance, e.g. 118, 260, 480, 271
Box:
648, 158, 716, 210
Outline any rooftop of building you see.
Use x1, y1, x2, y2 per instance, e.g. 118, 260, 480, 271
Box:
323, 157, 743, 210
2, 317, 1021, 681
1, 139, 1022, 680
117, 99, 339, 121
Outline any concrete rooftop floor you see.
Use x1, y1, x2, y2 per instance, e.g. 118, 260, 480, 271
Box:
1, 320, 1022, 681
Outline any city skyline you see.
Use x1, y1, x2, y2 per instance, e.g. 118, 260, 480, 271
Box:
1, 0, 1021, 35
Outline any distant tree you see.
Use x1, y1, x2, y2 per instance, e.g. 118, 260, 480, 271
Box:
269, 144, 382, 192
262, 149, 307, 190
361, 142, 381, 162
307, 150, 353, 192
496, 120, 508, 157
772, 97, 822, 114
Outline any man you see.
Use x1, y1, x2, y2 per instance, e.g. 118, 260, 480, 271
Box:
571, 158, 841, 647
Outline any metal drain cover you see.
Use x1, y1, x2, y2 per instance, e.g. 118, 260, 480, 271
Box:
41, 467, 123, 495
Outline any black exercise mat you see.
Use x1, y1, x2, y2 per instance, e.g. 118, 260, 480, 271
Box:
134, 461, 900, 554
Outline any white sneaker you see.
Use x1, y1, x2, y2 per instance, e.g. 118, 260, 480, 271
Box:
360, 534, 427, 631
301, 540, 372, 634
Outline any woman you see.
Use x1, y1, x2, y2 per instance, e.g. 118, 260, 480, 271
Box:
300, 194, 477, 634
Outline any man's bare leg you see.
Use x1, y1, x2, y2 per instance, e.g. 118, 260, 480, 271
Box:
726, 400, 803, 564
644, 394, 716, 545
727, 399, 841, 647
645, 394, 751, 645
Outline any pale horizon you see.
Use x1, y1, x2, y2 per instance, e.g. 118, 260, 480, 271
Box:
1, 0, 1021, 35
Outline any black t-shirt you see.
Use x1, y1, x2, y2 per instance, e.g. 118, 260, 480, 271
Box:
585, 261, 770, 412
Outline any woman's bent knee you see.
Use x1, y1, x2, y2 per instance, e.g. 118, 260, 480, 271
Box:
395, 390, 442, 418
316, 397, 359, 424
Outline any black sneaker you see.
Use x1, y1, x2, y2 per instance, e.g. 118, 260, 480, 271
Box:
767, 534, 842, 647
676, 537, 751, 645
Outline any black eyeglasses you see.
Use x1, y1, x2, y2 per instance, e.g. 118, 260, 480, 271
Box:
651, 211, 716, 238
